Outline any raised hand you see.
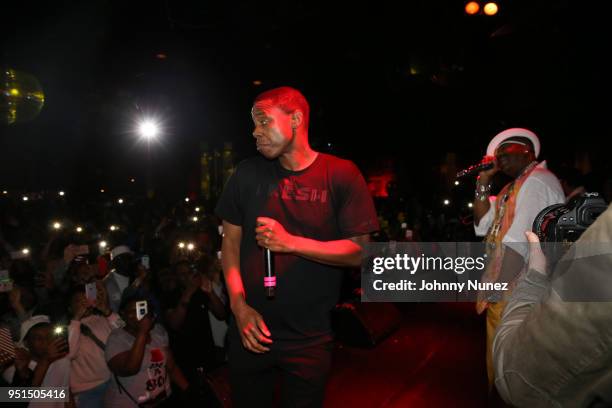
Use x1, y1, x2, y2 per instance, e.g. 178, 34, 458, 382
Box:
185, 271, 202, 295
200, 274, 213, 294
71, 293, 90, 320
525, 231, 547, 275
95, 281, 111, 316
137, 314, 154, 336
478, 155, 499, 182
14, 347, 31, 374
45, 337, 68, 363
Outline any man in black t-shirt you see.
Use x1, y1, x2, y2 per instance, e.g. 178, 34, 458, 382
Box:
215, 86, 378, 407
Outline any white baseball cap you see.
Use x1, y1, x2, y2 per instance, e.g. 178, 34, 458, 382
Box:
18, 315, 50, 348
110, 245, 133, 261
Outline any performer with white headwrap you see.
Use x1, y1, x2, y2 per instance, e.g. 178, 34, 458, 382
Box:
471, 128, 565, 389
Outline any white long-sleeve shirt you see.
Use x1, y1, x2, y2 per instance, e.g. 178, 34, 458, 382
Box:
474, 161, 565, 258
68, 313, 122, 393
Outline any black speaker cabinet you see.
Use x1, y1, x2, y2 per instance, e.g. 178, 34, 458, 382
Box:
332, 301, 402, 347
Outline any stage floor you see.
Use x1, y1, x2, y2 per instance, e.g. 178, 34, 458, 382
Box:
324, 303, 488, 408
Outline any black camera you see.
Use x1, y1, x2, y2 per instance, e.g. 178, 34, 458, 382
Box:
532, 193, 607, 270
533, 192, 608, 243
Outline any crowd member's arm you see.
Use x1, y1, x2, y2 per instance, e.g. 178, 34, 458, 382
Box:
68, 293, 91, 359
492, 205, 612, 407
165, 348, 188, 391
11, 348, 33, 386
67, 321, 81, 360
95, 281, 123, 329
200, 276, 227, 321
107, 316, 153, 377
37, 244, 75, 295
31, 337, 68, 387
493, 231, 552, 404
256, 219, 367, 268
164, 277, 200, 331
222, 221, 272, 354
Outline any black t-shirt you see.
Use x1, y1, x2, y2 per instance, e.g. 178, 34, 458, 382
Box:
161, 288, 216, 373
215, 153, 379, 347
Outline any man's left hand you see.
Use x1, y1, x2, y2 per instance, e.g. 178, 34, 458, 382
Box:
255, 217, 296, 253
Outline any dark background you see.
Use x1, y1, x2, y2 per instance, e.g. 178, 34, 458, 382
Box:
0, 0, 604, 202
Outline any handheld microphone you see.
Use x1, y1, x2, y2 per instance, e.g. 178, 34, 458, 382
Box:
264, 248, 275, 298
456, 161, 495, 178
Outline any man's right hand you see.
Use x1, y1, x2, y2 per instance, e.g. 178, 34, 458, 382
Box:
473, 156, 499, 226
233, 301, 272, 353
477, 155, 499, 182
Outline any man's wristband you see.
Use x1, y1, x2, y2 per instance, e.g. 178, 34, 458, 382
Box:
475, 181, 492, 201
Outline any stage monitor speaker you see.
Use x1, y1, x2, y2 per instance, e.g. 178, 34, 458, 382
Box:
332, 301, 402, 348
197, 365, 232, 408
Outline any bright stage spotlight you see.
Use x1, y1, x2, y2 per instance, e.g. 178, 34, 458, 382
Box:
138, 119, 160, 140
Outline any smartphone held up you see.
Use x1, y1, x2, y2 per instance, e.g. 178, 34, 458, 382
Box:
85, 282, 97, 306
136, 301, 148, 321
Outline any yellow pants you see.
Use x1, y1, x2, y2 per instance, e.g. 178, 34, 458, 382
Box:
486, 301, 506, 389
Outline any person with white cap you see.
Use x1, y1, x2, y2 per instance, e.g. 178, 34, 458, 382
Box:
471, 128, 565, 390
104, 245, 135, 313
1, 315, 70, 408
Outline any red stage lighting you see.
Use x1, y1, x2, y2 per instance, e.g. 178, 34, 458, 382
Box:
465, 2, 480, 15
